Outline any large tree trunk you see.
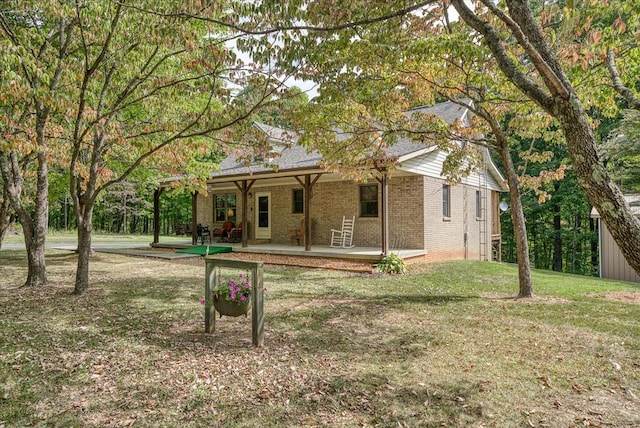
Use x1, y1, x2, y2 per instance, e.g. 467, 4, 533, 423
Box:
0, 185, 13, 249
74, 210, 93, 295
451, 0, 640, 278
0, 150, 49, 287
555, 97, 640, 277
497, 145, 533, 298
26, 149, 49, 287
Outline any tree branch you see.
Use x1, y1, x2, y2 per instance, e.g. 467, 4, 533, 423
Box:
450, 0, 555, 113
606, 49, 640, 110
122, 1, 438, 35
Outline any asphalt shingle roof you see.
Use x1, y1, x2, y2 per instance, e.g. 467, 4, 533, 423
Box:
212, 100, 470, 178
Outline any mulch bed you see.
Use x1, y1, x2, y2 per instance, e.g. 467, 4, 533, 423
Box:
167, 250, 376, 273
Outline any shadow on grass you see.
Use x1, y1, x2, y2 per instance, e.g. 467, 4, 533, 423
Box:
277, 373, 485, 426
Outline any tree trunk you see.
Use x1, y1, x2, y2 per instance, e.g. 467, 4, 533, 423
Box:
74, 211, 93, 294
0, 150, 49, 287
450, 0, 640, 278
497, 145, 533, 297
555, 97, 640, 278
552, 200, 562, 272
0, 186, 12, 249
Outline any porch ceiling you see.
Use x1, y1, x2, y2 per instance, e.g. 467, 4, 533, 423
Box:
205, 168, 416, 191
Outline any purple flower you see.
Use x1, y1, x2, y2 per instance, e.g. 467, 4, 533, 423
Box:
240, 295, 247, 301
200, 299, 206, 305
230, 292, 236, 300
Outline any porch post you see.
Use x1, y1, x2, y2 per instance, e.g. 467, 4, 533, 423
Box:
380, 170, 389, 257
304, 175, 312, 251
296, 174, 322, 251
153, 188, 162, 244
191, 191, 198, 246
236, 180, 255, 248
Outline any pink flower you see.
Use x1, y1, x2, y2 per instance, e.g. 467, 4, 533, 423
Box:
240, 295, 247, 301
200, 299, 206, 305
230, 292, 236, 300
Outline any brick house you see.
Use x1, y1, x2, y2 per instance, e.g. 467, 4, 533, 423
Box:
183, 100, 508, 262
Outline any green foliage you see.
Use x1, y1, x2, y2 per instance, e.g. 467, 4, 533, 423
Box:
376, 253, 406, 275
600, 109, 640, 193
498, 135, 597, 276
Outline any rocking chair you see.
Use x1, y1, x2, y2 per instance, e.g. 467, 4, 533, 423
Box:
330, 216, 355, 248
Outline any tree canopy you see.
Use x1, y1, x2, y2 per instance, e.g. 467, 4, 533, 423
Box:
194, 0, 640, 279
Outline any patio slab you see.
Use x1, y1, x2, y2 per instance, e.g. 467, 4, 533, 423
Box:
151, 240, 426, 262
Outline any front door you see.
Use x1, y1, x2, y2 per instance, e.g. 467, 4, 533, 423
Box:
255, 192, 271, 239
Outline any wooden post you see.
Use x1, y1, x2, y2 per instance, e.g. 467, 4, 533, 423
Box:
251, 262, 265, 346
304, 175, 312, 251
204, 257, 264, 346
153, 188, 162, 244
191, 191, 198, 246
295, 174, 322, 252
204, 262, 216, 333
235, 180, 255, 248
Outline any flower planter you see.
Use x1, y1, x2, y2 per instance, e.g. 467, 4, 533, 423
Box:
213, 294, 251, 318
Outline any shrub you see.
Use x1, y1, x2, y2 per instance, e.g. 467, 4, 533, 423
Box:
377, 253, 406, 274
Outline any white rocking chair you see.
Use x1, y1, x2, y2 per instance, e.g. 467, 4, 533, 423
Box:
330, 216, 355, 248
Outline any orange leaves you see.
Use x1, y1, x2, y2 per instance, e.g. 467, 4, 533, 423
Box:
518, 163, 570, 204
612, 17, 627, 34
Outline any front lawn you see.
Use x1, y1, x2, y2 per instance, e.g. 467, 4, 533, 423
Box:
1, 253, 638, 427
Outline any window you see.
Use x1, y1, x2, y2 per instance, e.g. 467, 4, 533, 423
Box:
476, 190, 482, 219
292, 189, 304, 213
215, 193, 237, 222
360, 184, 378, 217
442, 184, 451, 218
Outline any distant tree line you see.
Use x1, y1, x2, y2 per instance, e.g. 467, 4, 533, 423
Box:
500, 106, 639, 277
47, 183, 192, 236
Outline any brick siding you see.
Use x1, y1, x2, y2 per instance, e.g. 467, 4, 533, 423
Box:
199, 174, 496, 260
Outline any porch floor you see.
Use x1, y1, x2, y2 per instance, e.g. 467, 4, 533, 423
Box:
151, 240, 426, 263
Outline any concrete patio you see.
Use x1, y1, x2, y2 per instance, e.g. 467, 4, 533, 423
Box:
151, 240, 426, 262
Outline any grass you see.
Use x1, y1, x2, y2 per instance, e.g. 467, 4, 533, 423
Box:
2, 231, 187, 246
1, 251, 639, 427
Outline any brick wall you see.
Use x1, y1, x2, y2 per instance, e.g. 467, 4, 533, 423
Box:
201, 176, 425, 248
422, 176, 491, 262
199, 174, 494, 258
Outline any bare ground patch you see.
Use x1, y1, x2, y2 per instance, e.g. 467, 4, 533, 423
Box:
596, 291, 640, 304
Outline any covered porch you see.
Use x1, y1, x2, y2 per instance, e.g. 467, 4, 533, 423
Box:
151, 240, 426, 263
